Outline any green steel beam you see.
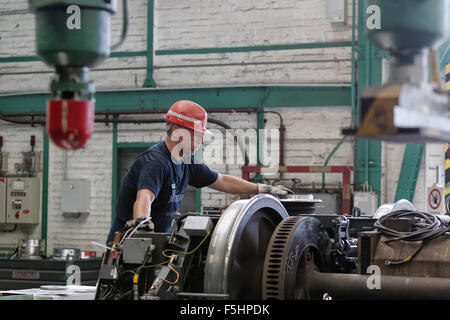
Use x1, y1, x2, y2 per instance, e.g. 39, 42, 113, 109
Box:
111, 123, 118, 221
156, 41, 352, 55
142, 0, 156, 88
0, 51, 147, 64
0, 85, 351, 115
42, 130, 49, 253
395, 144, 425, 202
354, 0, 383, 204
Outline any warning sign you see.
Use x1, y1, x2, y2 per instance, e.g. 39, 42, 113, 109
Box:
427, 187, 443, 213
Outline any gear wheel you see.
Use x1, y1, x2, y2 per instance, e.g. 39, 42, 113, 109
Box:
262, 216, 328, 300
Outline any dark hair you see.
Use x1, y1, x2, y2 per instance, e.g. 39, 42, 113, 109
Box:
166, 122, 175, 135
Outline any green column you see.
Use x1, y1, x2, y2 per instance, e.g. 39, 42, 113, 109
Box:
42, 130, 49, 254
355, 0, 383, 204
143, 0, 156, 88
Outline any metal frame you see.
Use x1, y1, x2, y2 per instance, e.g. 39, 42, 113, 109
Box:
241, 165, 353, 215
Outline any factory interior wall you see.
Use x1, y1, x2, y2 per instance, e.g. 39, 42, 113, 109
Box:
0, 0, 446, 256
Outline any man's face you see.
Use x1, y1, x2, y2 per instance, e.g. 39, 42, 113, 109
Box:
171, 125, 204, 156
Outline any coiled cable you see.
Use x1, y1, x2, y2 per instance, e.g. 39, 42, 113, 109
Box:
374, 210, 450, 265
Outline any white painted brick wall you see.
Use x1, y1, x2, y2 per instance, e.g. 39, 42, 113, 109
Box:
46, 124, 113, 256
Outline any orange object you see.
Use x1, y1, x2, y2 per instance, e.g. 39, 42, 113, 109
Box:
164, 100, 211, 134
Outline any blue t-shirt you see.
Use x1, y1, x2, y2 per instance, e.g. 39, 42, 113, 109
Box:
107, 141, 218, 243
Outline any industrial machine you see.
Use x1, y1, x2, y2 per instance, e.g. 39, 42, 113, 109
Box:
343, 0, 450, 142
29, 0, 127, 150
94, 193, 450, 300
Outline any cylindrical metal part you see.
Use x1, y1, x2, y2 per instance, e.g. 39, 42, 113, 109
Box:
307, 269, 450, 300
365, 0, 449, 55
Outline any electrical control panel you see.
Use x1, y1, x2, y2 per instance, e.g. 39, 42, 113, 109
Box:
5, 177, 40, 224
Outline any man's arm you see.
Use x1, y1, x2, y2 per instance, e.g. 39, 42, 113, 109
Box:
133, 189, 156, 219
208, 173, 294, 196
208, 173, 258, 194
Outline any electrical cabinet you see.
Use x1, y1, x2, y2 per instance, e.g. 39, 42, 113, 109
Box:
0, 178, 6, 223
61, 179, 90, 214
5, 177, 40, 224
353, 191, 378, 216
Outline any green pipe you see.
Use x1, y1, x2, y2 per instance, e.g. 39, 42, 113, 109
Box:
0, 51, 147, 63
42, 130, 49, 254
156, 41, 352, 55
111, 122, 118, 222
143, 0, 156, 88
322, 0, 357, 189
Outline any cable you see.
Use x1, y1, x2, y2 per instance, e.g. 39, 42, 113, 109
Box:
374, 210, 450, 265
162, 231, 210, 258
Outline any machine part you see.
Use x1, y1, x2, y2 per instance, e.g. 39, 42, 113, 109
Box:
182, 216, 213, 237
306, 268, 450, 300
343, 0, 450, 143
52, 247, 81, 261
46, 99, 95, 150
366, 0, 449, 56
122, 238, 152, 265
343, 84, 450, 143
261, 216, 329, 300
372, 199, 415, 219
204, 194, 288, 299
278, 194, 322, 215
28, 0, 127, 150
18, 240, 45, 260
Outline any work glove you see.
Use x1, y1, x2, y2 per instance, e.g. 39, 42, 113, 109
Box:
257, 183, 294, 196
125, 216, 154, 231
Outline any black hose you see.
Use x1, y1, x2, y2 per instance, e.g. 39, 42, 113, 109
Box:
374, 210, 450, 265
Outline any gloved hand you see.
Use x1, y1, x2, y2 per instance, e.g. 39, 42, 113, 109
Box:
257, 183, 294, 196
125, 216, 154, 231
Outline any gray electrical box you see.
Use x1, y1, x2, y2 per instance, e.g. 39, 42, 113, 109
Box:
122, 238, 153, 264
6, 177, 40, 224
0, 178, 6, 223
61, 179, 90, 214
354, 191, 378, 216
183, 216, 214, 236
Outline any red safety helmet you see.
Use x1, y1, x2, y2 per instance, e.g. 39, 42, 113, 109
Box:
164, 100, 211, 134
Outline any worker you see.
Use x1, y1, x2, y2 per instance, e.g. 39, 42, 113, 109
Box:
106, 100, 292, 244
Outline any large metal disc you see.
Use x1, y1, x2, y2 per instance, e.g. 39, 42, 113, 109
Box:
204, 194, 289, 299
262, 216, 329, 300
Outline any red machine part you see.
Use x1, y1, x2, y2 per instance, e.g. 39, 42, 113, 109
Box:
46, 99, 95, 150
242, 165, 352, 215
